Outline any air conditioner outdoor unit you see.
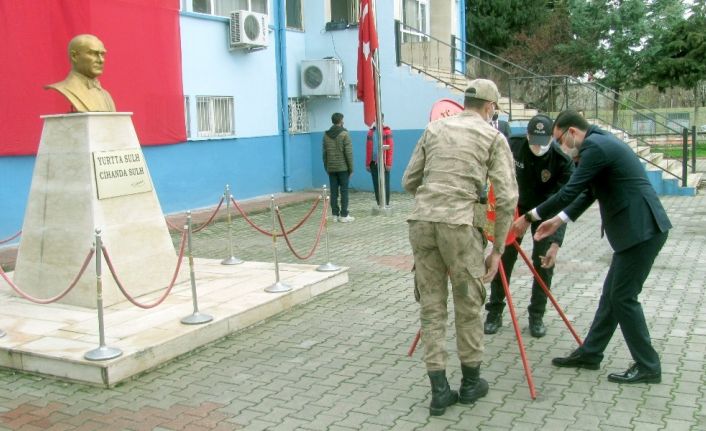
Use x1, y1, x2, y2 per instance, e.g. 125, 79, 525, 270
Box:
300, 59, 342, 97
229, 10, 268, 50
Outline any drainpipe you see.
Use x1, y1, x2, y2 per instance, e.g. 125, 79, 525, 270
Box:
274, 0, 292, 192
458, 0, 466, 75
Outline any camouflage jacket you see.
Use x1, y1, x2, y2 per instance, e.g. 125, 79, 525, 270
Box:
402, 110, 518, 253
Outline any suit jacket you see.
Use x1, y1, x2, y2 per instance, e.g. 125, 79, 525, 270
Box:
536, 125, 671, 252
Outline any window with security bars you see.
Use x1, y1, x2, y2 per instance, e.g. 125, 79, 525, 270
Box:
286, 0, 303, 30
667, 112, 690, 132
186, 0, 268, 16
329, 0, 360, 24
197, 96, 235, 137
184, 96, 192, 138
288, 98, 309, 134
632, 113, 655, 135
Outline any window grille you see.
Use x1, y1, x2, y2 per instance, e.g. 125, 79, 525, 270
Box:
288, 98, 309, 134
186, 0, 268, 17
330, 0, 360, 24
667, 112, 690, 131
286, 0, 303, 30
197, 96, 235, 137
632, 113, 655, 135
184, 96, 192, 138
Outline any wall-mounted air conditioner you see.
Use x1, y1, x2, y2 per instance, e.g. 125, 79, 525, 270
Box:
229, 10, 268, 50
300, 59, 342, 97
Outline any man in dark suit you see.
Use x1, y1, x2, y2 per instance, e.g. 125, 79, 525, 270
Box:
512, 110, 671, 384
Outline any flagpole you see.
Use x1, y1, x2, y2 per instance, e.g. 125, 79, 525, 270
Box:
372, 0, 390, 216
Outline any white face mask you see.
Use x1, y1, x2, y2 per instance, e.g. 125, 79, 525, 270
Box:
561, 135, 579, 159
530, 143, 551, 157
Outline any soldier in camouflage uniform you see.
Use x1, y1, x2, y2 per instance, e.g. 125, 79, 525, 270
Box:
403, 79, 518, 416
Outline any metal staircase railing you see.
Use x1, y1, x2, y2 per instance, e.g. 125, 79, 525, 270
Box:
393, 20, 698, 188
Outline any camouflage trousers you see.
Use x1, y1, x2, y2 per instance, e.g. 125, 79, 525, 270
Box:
409, 221, 487, 371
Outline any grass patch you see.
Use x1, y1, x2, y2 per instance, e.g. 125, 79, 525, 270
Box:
652, 142, 706, 158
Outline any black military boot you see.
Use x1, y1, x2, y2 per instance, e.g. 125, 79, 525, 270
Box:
428, 370, 458, 416
459, 364, 489, 404
484, 312, 502, 334
529, 313, 546, 338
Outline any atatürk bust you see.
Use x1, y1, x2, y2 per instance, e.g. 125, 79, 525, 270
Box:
46, 34, 116, 112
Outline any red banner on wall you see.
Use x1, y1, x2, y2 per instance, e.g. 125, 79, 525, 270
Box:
0, 0, 186, 156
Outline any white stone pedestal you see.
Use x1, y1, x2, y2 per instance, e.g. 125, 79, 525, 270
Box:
13, 113, 179, 308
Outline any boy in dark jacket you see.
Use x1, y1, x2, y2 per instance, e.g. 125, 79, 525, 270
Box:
323, 113, 354, 222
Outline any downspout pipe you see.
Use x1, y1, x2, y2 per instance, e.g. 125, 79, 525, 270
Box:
274, 0, 292, 192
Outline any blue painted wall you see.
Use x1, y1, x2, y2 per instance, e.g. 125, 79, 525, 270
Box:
310, 128, 424, 194
0, 157, 35, 243
0, 1, 464, 242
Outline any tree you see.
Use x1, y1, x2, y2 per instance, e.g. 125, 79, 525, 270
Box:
500, 3, 585, 111
465, 0, 548, 53
563, 0, 652, 125
640, 1, 706, 128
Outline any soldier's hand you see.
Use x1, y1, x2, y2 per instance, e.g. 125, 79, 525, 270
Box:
534, 216, 563, 241
482, 251, 502, 283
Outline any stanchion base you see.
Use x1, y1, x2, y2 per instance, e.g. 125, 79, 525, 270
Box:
0, 329, 5, 338
84, 345, 123, 361
264, 281, 293, 293
181, 312, 214, 325
221, 256, 244, 265
316, 262, 340, 272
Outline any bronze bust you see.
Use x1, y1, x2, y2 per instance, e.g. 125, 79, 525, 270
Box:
46, 34, 116, 112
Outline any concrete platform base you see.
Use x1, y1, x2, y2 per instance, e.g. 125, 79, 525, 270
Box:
0, 259, 348, 387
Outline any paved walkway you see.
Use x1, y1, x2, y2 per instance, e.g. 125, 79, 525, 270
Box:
1, 189, 705, 430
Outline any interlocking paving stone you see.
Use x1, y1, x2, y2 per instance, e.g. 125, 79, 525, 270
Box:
1, 190, 706, 430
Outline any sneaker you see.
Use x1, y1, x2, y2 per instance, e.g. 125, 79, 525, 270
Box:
328, 216, 338, 222
339, 215, 355, 223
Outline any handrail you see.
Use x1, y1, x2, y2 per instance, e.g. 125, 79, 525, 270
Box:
394, 20, 691, 185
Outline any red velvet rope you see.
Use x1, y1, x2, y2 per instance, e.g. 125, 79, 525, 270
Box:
0, 248, 96, 304
0, 230, 22, 244
231, 195, 321, 237
101, 230, 188, 309
275, 197, 328, 260
166, 196, 225, 233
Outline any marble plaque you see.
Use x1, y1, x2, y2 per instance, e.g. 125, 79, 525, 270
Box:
93, 149, 152, 199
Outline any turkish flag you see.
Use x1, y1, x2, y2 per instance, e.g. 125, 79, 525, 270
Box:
357, 0, 379, 126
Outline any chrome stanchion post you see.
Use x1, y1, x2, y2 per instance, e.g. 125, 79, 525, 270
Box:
221, 184, 243, 265
317, 186, 340, 272
181, 211, 214, 324
265, 195, 292, 293
85, 229, 123, 361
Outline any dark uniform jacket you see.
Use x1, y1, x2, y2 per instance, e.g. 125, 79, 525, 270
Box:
510, 138, 574, 246
536, 126, 672, 252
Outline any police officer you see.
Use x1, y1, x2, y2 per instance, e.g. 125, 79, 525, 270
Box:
403, 79, 518, 416
484, 114, 574, 338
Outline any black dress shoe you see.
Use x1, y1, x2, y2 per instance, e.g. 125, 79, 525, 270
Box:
552, 350, 600, 370
484, 313, 502, 335
607, 364, 661, 384
528, 314, 546, 338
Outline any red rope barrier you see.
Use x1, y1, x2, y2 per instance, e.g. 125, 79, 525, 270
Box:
231, 195, 321, 237
275, 197, 327, 260
0, 248, 95, 304
0, 230, 21, 244
166, 197, 225, 233
101, 230, 188, 309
